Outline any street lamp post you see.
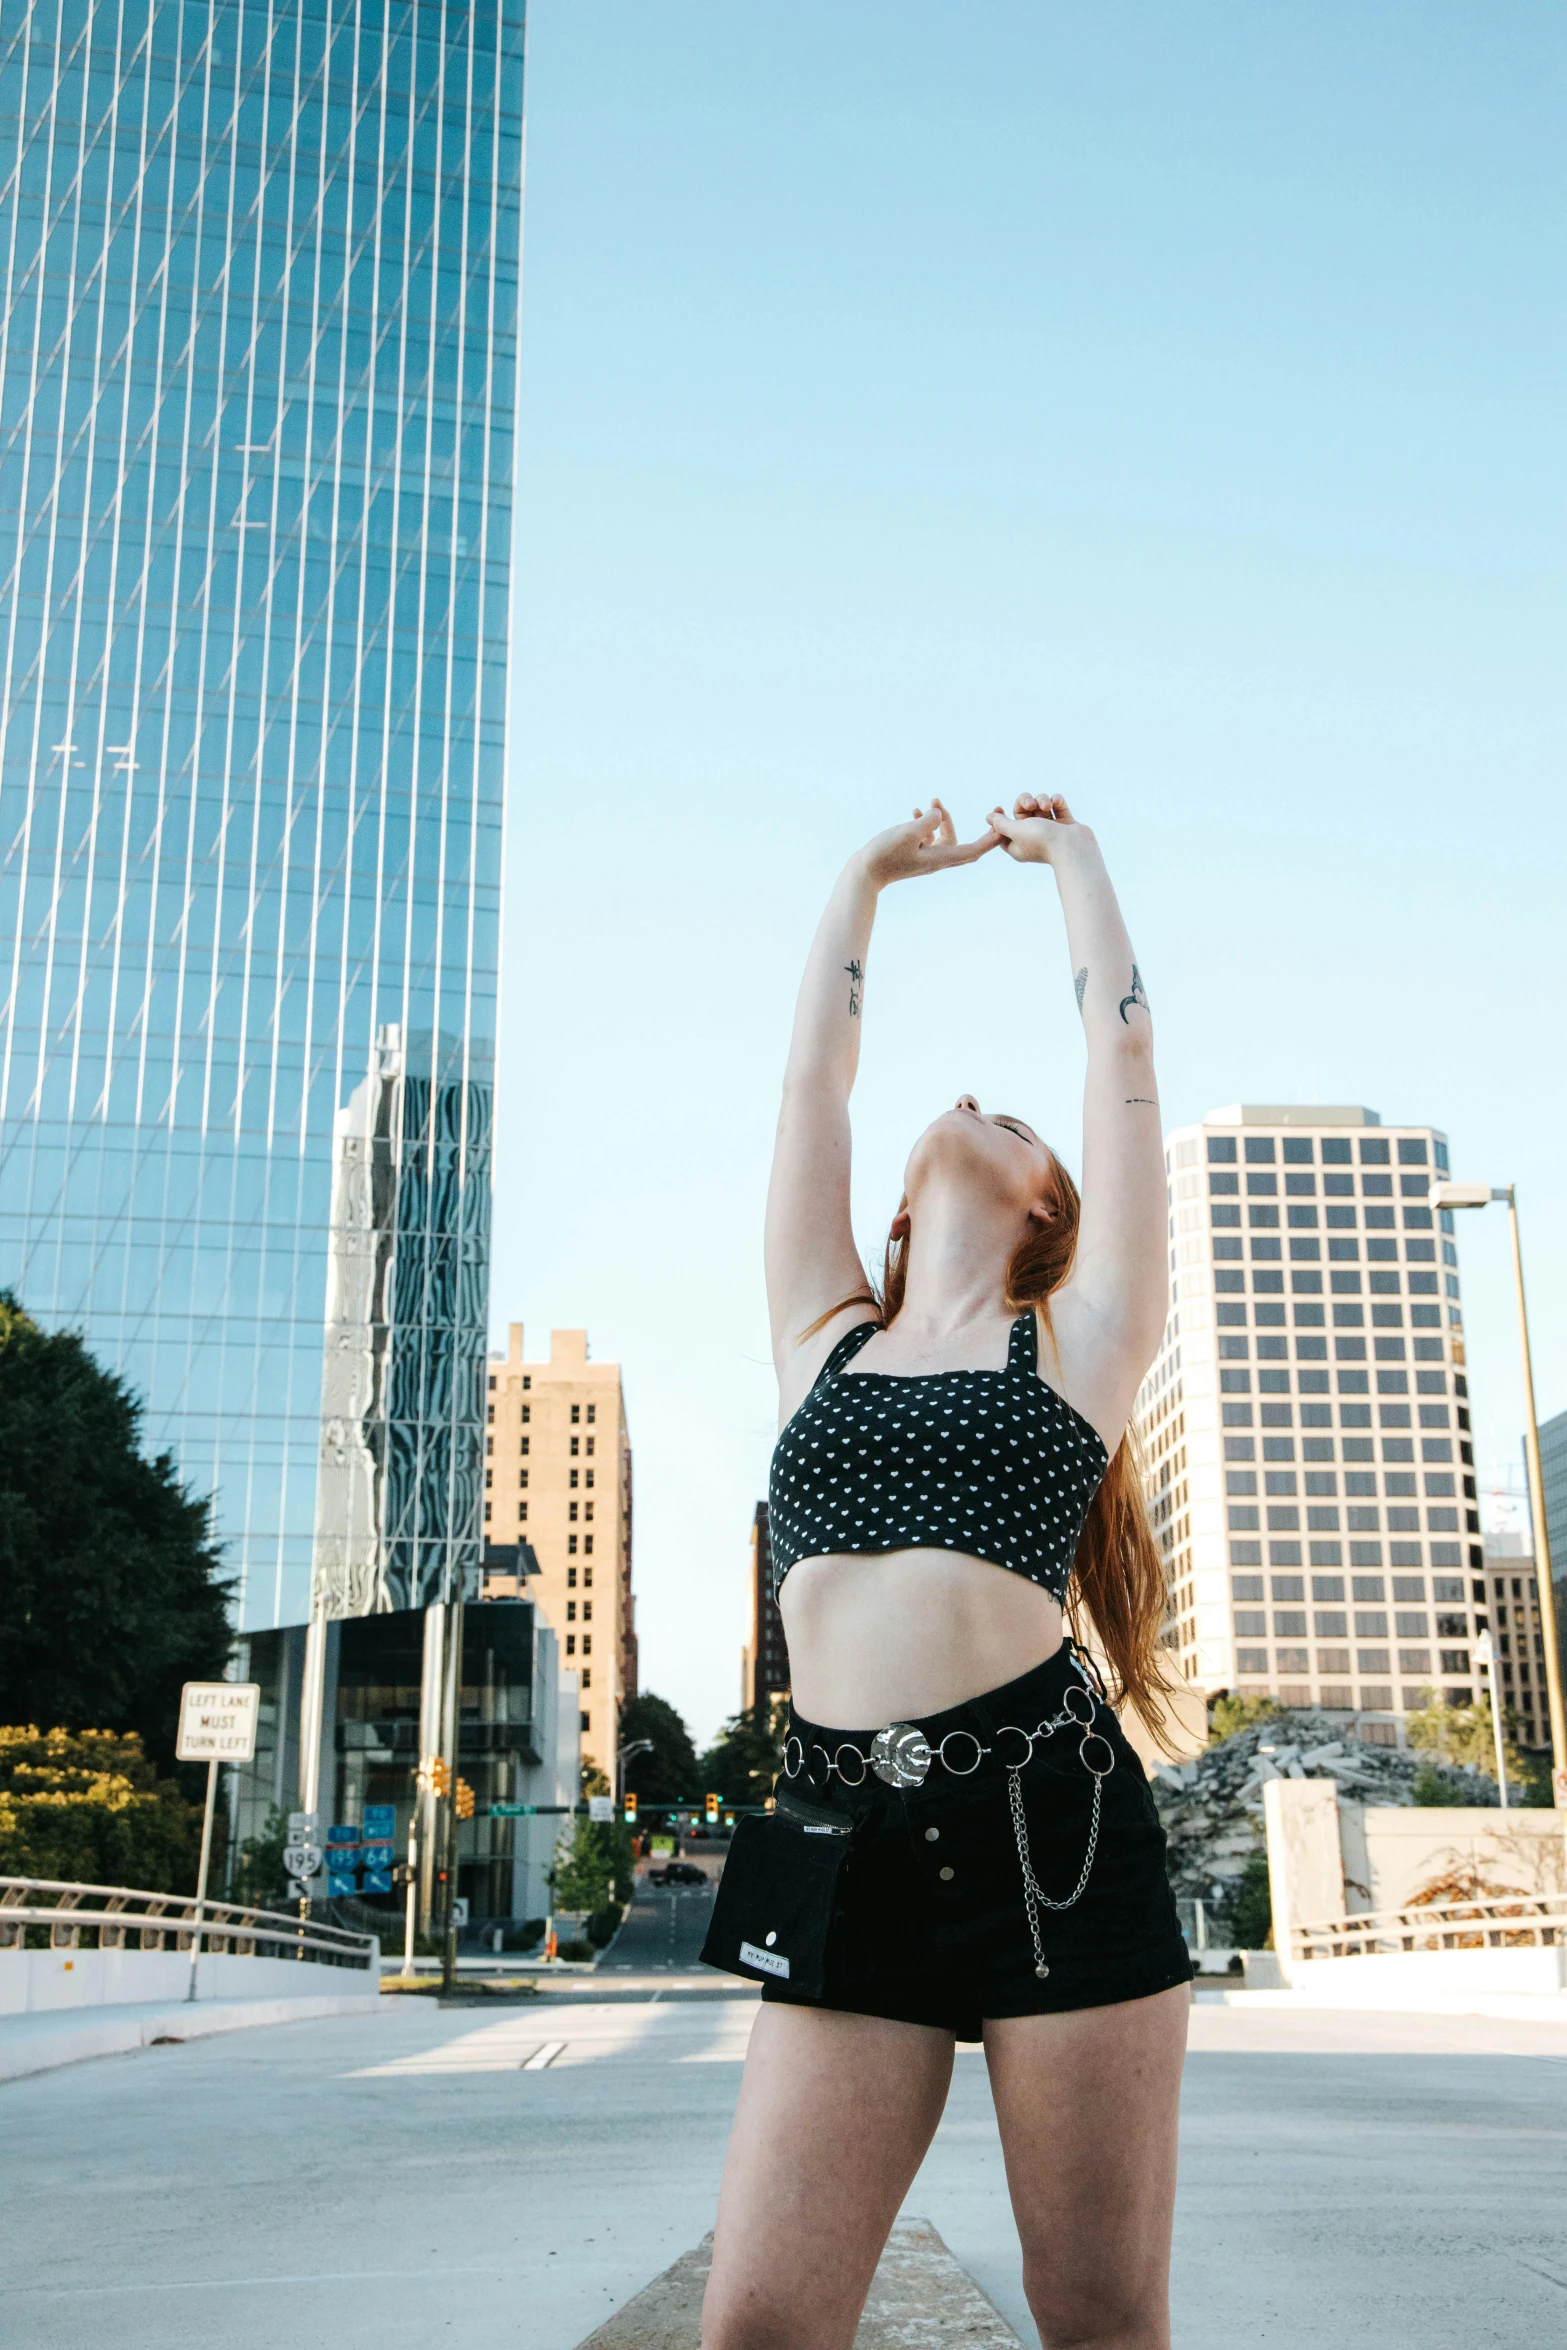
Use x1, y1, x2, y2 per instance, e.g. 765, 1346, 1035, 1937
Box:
617, 1738, 654, 1804
1432, 1181, 1565, 1805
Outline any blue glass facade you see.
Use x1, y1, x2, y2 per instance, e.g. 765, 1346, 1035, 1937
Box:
0, 1, 523, 1624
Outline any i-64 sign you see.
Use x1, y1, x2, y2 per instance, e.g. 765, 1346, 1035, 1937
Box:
283, 1844, 323, 1881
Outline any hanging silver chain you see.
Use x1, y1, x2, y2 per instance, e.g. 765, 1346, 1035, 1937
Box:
1007, 1759, 1104, 1974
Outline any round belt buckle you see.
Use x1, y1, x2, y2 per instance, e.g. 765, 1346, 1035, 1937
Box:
870, 1722, 932, 1788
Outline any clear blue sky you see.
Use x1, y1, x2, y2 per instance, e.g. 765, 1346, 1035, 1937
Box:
498, 2, 1565, 1748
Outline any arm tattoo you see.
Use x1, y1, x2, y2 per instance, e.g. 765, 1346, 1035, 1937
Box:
1074, 966, 1088, 1013
1118, 963, 1149, 1025
1125, 1096, 1158, 1106
844, 959, 863, 1018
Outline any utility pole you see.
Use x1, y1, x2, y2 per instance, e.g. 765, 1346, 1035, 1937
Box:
440, 1591, 465, 1997
1433, 1182, 1565, 1817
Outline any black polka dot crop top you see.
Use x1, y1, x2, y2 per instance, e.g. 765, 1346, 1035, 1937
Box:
768, 1310, 1109, 1603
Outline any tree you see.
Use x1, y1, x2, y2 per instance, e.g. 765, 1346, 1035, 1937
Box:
550, 1815, 635, 1913
699, 1698, 788, 1806
1404, 1688, 1538, 1796
229, 1804, 290, 1908
620, 1692, 701, 1807
1218, 1849, 1274, 1950
0, 1295, 233, 1773
0, 1725, 201, 1890
1207, 1693, 1282, 1746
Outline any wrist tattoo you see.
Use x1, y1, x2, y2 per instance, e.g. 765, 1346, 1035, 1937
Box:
1118, 963, 1149, 1025
1074, 966, 1088, 1013
844, 959, 863, 1018
1125, 1097, 1158, 1106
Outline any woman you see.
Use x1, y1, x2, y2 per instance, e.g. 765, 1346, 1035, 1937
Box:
700, 793, 1190, 2350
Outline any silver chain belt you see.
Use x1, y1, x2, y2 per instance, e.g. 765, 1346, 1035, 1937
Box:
781, 1677, 1115, 1980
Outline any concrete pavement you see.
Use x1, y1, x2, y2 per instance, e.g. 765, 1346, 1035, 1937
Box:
0, 1988, 383, 2084
1, 1986, 1563, 2349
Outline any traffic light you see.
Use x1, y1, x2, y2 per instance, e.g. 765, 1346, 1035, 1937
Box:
623, 1792, 638, 1823
704, 1792, 719, 1824
420, 1757, 451, 1798
455, 1777, 475, 1820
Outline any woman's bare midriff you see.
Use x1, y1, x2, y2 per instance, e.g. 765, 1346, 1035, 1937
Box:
777, 1547, 1066, 1729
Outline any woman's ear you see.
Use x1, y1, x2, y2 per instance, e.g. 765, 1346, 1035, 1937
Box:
1026, 1193, 1058, 1227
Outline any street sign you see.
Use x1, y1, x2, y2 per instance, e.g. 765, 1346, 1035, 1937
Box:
487, 1802, 571, 1817
287, 1811, 318, 1842
360, 1842, 394, 1870
326, 1869, 358, 1896
283, 1843, 323, 1880
176, 1682, 260, 1763
363, 1804, 397, 1836
588, 1795, 615, 1823
327, 1824, 359, 1846
362, 1868, 393, 1895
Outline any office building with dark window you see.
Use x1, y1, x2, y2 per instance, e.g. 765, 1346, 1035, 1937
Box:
1139, 1105, 1481, 1742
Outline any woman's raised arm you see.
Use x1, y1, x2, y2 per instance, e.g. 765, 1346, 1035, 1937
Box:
988, 794, 1167, 1444
765, 803, 995, 1410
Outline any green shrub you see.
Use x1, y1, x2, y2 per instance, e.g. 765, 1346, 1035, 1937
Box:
504, 1918, 545, 1952
1207, 1694, 1283, 1746
1220, 1849, 1274, 1949
586, 1901, 623, 1948
557, 1938, 596, 1962
0, 1724, 201, 1890
229, 1804, 289, 1907
1411, 1760, 1469, 1807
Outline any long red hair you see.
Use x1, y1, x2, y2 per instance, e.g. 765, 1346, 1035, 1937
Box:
808, 1152, 1175, 1741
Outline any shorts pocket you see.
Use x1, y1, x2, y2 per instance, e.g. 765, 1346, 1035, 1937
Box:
701, 1812, 851, 1998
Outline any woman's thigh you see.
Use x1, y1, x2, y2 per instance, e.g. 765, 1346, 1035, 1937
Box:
984, 1984, 1190, 2350
703, 2002, 955, 2350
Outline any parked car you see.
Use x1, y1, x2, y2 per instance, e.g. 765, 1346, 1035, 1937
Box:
647, 1861, 710, 1888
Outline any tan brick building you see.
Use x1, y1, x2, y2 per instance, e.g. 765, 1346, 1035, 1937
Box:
484, 1326, 636, 1783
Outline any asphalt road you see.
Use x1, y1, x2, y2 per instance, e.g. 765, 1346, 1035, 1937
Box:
3, 1993, 1564, 2350
598, 1877, 717, 1971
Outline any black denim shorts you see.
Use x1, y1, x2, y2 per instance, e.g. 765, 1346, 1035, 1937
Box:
731, 1645, 1192, 2041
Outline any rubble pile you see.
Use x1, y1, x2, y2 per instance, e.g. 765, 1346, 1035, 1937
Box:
1150, 1712, 1499, 1907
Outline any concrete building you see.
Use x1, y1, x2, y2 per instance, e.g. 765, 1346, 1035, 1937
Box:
1482, 1529, 1552, 1753
486, 1327, 636, 1785
1138, 1105, 1480, 1742
740, 1502, 791, 1712
231, 1594, 578, 1933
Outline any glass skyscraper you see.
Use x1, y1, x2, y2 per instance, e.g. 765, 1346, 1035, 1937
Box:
0, 1, 523, 1626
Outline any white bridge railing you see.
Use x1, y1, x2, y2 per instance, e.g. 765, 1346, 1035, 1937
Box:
1295, 1890, 1567, 1961
0, 1876, 378, 1970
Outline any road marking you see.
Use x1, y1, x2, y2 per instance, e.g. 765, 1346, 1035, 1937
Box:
521, 2040, 565, 2070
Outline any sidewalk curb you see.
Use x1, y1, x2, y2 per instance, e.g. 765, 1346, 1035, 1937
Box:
572, 2216, 1022, 2348
0, 1992, 383, 2085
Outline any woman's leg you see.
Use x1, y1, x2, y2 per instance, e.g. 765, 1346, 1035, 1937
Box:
983, 1984, 1190, 2350
702, 2001, 956, 2350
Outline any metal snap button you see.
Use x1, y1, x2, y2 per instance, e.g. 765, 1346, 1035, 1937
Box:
765, 1931, 777, 1946
938, 1866, 954, 1881
924, 1827, 940, 1843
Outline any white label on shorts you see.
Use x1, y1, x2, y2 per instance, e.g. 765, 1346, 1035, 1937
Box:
740, 1939, 790, 1979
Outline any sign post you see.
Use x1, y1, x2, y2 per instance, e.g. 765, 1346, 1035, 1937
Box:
175, 1682, 260, 2003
